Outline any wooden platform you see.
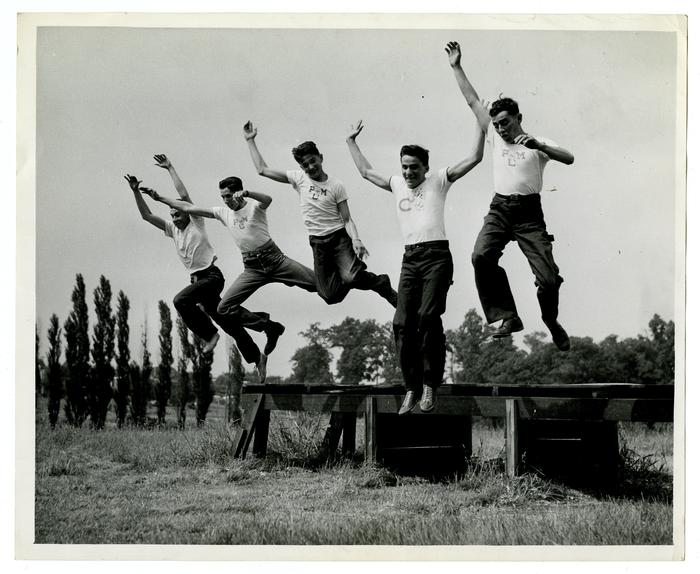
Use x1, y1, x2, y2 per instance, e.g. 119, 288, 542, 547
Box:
232, 383, 674, 478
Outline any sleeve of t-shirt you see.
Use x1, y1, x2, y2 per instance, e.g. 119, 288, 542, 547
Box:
286, 170, 303, 192
211, 206, 226, 224
163, 221, 174, 238
332, 180, 349, 204
537, 136, 557, 164
189, 213, 206, 230
486, 123, 496, 147
437, 168, 453, 193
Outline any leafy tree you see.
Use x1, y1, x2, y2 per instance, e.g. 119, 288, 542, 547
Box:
291, 323, 333, 385
191, 334, 214, 426
174, 316, 192, 429
648, 314, 674, 384
36, 324, 43, 398
114, 291, 131, 428
130, 323, 151, 426
90, 275, 116, 429
46, 315, 63, 428
155, 301, 174, 425
63, 274, 90, 426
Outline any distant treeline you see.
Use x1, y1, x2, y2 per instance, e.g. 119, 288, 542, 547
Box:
37, 274, 674, 429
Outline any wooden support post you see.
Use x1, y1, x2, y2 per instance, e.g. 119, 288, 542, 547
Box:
505, 398, 520, 478
341, 413, 356, 456
232, 393, 264, 459
251, 409, 271, 458
364, 397, 377, 464
319, 412, 344, 459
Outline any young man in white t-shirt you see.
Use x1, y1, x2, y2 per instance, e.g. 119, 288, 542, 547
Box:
140, 163, 317, 359
124, 169, 267, 381
346, 119, 485, 414
243, 122, 397, 308
446, 41, 575, 351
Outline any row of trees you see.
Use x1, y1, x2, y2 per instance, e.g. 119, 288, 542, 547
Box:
286, 310, 675, 387
37, 274, 240, 429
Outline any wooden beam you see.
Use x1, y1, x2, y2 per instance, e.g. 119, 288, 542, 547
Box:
364, 397, 377, 463
505, 399, 520, 478
232, 393, 264, 459
251, 409, 271, 458
341, 413, 357, 456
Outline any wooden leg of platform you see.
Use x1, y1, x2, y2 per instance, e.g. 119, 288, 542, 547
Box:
232, 393, 265, 459
364, 397, 377, 464
251, 408, 270, 458
505, 398, 520, 477
319, 412, 344, 459
341, 412, 357, 456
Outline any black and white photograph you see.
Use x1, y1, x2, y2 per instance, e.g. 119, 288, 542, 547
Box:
13, 5, 693, 565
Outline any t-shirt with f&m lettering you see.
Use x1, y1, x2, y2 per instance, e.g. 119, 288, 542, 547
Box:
286, 170, 348, 237
212, 201, 271, 253
163, 215, 216, 273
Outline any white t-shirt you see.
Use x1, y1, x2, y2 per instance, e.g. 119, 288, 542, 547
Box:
164, 215, 216, 273
212, 201, 271, 253
389, 168, 452, 246
286, 170, 348, 237
488, 123, 555, 196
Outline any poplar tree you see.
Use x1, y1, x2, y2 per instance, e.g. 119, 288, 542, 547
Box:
114, 291, 131, 428
130, 322, 152, 426
192, 335, 214, 427
63, 274, 90, 426
155, 301, 174, 425
174, 316, 192, 429
46, 315, 63, 428
227, 341, 245, 424
90, 275, 115, 429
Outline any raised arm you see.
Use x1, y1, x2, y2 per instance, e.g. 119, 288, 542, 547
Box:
153, 154, 194, 203
345, 120, 392, 192
513, 135, 575, 165
446, 121, 486, 183
243, 121, 290, 184
140, 187, 216, 219
446, 41, 491, 133
124, 174, 166, 231
244, 190, 273, 210
337, 200, 369, 260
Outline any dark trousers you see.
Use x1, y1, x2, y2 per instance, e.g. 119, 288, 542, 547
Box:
393, 241, 453, 392
173, 265, 260, 365
309, 227, 388, 305
472, 193, 563, 325
217, 240, 317, 331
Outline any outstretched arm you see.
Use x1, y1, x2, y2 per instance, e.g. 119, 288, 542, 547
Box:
124, 174, 167, 231
337, 200, 369, 260
345, 120, 392, 192
446, 121, 486, 183
153, 154, 193, 203
243, 121, 290, 184
140, 187, 216, 219
446, 41, 491, 133
513, 135, 575, 165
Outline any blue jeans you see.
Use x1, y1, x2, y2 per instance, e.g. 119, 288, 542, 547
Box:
308, 227, 390, 305
393, 241, 453, 391
217, 240, 317, 330
173, 264, 260, 365
472, 193, 563, 324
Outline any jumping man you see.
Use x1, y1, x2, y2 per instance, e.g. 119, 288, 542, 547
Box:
446, 41, 575, 350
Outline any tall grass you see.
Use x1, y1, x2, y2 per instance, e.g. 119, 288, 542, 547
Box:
34, 400, 674, 546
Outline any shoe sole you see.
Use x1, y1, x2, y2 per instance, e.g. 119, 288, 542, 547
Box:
264, 325, 286, 355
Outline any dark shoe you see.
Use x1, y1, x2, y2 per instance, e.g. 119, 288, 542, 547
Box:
545, 320, 571, 351
264, 322, 286, 355
256, 353, 268, 384
376, 274, 398, 308
398, 390, 418, 415
419, 385, 436, 413
492, 316, 524, 339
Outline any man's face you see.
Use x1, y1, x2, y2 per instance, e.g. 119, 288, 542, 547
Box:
491, 111, 522, 144
297, 153, 324, 180
221, 188, 244, 210
401, 155, 428, 189
170, 208, 190, 229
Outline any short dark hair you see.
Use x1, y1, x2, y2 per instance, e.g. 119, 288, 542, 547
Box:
489, 97, 520, 118
400, 145, 430, 168
218, 176, 243, 192
292, 141, 321, 163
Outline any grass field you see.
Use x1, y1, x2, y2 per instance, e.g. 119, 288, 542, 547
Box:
33, 396, 674, 546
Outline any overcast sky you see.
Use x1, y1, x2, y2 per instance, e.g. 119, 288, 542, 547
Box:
31, 16, 683, 378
